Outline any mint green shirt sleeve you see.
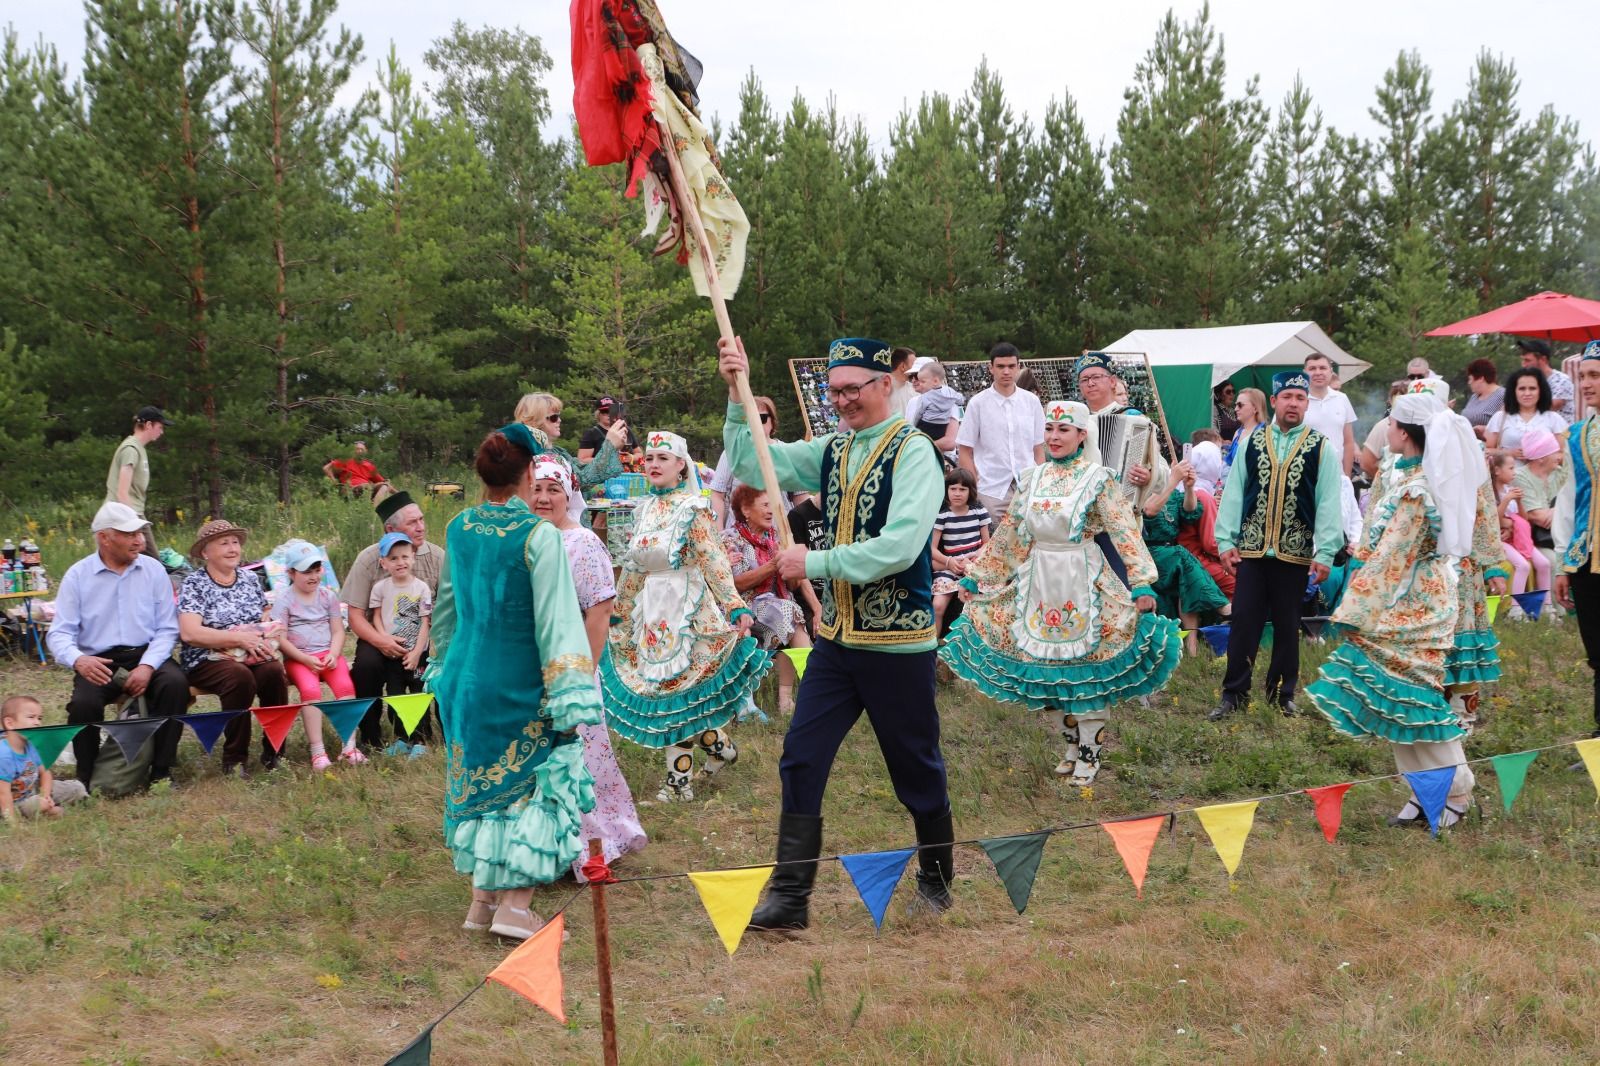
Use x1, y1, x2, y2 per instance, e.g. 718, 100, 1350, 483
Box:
723, 401, 826, 492
524, 520, 603, 733
805, 436, 941, 584
1215, 453, 1249, 554
1310, 438, 1344, 566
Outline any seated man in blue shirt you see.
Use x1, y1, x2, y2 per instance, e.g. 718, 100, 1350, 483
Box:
46, 502, 189, 789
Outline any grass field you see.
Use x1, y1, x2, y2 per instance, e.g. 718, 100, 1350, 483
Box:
3, 496, 1600, 1064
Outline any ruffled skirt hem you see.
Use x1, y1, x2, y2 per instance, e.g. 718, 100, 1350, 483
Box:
447, 741, 596, 891
1308, 643, 1466, 744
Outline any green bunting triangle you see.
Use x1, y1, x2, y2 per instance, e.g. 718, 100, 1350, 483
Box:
384, 1023, 434, 1065
16, 724, 85, 769
978, 832, 1049, 914
1489, 750, 1540, 814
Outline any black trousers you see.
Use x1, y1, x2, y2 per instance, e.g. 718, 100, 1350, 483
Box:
1222, 557, 1310, 705
66, 646, 189, 788
351, 639, 432, 746
1570, 565, 1600, 734
778, 638, 949, 819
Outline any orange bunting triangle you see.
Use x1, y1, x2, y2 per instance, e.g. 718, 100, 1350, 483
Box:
1100, 816, 1165, 898
1304, 783, 1353, 843
251, 704, 303, 753
487, 912, 566, 1023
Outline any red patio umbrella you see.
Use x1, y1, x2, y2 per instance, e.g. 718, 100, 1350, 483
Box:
1426, 290, 1600, 342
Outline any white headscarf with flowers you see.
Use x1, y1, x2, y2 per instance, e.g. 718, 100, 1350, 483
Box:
1044, 400, 1092, 430
1391, 380, 1484, 559
533, 456, 585, 523
645, 430, 703, 493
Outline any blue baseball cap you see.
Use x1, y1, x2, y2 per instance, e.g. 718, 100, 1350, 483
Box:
285, 544, 324, 572
378, 531, 413, 558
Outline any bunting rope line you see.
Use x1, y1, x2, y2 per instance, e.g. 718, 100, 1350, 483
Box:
572, 735, 1600, 884
385, 732, 1600, 1061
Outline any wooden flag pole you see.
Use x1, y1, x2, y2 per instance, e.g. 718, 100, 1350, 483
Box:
655, 118, 794, 548
588, 839, 620, 1066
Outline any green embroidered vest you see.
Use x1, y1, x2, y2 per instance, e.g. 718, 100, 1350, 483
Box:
1237, 424, 1325, 567
817, 420, 936, 647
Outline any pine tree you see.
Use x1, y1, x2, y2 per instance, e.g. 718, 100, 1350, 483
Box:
224, 0, 372, 502
1368, 50, 1436, 237
879, 90, 1010, 358
1344, 223, 1476, 382
1014, 90, 1114, 353
720, 71, 785, 391
1109, 6, 1266, 326
957, 59, 1032, 275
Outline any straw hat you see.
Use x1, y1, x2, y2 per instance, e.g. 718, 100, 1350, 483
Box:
189, 519, 249, 561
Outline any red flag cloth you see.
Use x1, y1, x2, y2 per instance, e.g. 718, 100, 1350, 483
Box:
252, 704, 303, 753
1304, 783, 1353, 843
579, 854, 618, 884
570, 0, 658, 193
488, 912, 567, 1023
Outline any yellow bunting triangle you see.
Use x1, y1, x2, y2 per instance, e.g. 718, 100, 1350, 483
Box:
1574, 738, 1600, 801
688, 866, 774, 955
1179, 629, 1192, 641
384, 693, 436, 737
1194, 800, 1259, 882
1485, 594, 1501, 625
781, 647, 811, 680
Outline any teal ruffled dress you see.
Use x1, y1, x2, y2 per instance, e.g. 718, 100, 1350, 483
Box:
1443, 481, 1505, 688
427, 498, 603, 890
939, 452, 1181, 713
600, 486, 771, 748
1308, 459, 1466, 744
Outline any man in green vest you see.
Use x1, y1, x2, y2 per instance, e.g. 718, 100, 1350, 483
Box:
718, 335, 952, 933
1211, 371, 1342, 719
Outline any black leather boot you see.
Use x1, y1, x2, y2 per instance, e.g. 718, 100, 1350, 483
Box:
911, 808, 955, 914
747, 812, 823, 932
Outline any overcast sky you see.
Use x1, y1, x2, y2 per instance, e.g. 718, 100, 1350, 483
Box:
9, 1, 1596, 154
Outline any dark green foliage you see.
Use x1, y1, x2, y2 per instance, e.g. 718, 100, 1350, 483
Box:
0, 4, 1595, 513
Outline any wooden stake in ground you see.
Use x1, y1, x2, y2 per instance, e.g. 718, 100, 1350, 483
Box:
655, 116, 793, 548
588, 838, 620, 1066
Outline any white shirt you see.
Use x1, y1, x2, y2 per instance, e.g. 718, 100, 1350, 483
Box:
955, 385, 1045, 499
1486, 409, 1567, 462
1304, 389, 1357, 464
904, 391, 924, 426
889, 379, 915, 418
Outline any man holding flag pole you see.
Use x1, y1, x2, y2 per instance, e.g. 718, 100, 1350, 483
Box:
569, 0, 954, 931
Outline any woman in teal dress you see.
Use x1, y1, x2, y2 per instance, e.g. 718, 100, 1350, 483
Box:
600, 430, 771, 801
941, 401, 1181, 783
427, 423, 603, 940
1141, 458, 1231, 654
1307, 389, 1488, 829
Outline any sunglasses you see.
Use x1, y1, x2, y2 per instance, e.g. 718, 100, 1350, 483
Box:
1234, 401, 1248, 409
759, 413, 773, 424
1407, 373, 1427, 380
547, 413, 562, 422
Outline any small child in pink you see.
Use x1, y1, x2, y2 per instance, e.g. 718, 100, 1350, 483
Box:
270, 544, 364, 768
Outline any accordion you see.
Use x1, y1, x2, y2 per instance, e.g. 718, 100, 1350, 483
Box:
1097, 412, 1153, 501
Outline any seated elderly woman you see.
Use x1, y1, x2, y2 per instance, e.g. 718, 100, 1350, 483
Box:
1142, 457, 1230, 655
720, 483, 820, 716
178, 520, 290, 777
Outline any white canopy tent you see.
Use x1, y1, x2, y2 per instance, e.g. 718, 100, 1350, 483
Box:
1102, 321, 1370, 440
1104, 321, 1370, 387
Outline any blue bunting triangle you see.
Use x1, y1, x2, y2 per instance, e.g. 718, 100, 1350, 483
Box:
313, 698, 376, 746
838, 847, 915, 930
100, 717, 167, 763
1403, 766, 1458, 837
179, 710, 246, 755
1198, 624, 1230, 656
1512, 590, 1546, 620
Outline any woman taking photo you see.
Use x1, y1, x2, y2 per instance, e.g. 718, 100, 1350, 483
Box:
601, 431, 770, 801
514, 392, 627, 492
1221, 386, 1266, 481
721, 483, 820, 716
526, 457, 648, 879
1486, 368, 1567, 463
428, 423, 603, 940
178, 520, 290, 777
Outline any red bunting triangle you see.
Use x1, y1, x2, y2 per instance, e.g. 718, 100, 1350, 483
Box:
251, 704, 303, 753
1304, 783, 1353, 843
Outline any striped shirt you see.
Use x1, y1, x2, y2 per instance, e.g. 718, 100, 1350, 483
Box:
935, 507, 989, 557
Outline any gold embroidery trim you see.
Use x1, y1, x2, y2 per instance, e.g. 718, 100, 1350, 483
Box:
543, 653, 594, 685
1241, 426, 1319, 566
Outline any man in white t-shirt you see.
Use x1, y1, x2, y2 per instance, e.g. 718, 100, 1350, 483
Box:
1301, 354, 1358, 477
956, 342, 1045, 518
